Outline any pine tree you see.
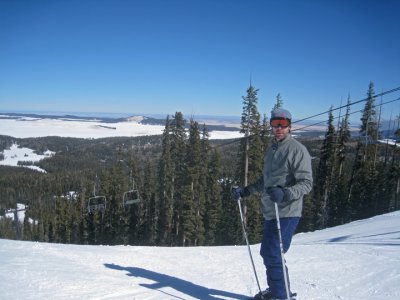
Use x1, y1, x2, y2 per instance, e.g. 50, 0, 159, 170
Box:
348, 82, 379, 220
204, 149, 222, 245
333, 96, 352, 224
141, 160, 158, 245
98, 165, 124, 245
157, 112, 187, 245
360, 82, 379, 144
260, 112, 271, 154
238, 84, 264, 243
388, 116, 400, 211
337, 97, 351, 177
298, 193, 316, 232
315, 107, 337, 228
0, 218, 15, 239
181, 119, 203, 246
273, 93, 283, 110
68, 199, 81, 244
170, 112, 187, 245
157, 115, 174, 245
217, 181, 242, 245
196, 124, 212, 245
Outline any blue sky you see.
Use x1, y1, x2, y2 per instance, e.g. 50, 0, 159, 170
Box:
0, 0, 399, 122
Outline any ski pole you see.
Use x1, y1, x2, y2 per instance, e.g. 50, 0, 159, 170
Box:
237, 197, 262, 294
274, 202, 291, 300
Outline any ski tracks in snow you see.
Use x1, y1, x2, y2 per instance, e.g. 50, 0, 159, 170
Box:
289, 242, 399, 300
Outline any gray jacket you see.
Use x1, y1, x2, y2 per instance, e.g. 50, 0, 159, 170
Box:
246, 134, 313, 220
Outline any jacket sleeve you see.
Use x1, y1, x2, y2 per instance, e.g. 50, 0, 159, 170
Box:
284, 145, 313, 201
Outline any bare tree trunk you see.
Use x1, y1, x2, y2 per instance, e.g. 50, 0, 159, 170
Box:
243, 135, 249, 226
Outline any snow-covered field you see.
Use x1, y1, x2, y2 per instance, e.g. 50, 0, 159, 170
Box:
0, 116, 242, 172
0, 143, 55, 172
0, 211, 399, 300
0, 116, 243, 140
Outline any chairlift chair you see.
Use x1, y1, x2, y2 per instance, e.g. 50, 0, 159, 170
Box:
87, 181, 106, 213
87, 195, 107, 213
122, 172, 141, 207
123, 190, 141, 206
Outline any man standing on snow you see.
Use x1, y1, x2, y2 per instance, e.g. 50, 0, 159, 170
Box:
232, 108, 313, 300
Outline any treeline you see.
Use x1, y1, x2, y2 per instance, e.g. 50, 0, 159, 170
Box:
310, 82, 400, 229
0, 113, 243, 246
0, 82, 399, 246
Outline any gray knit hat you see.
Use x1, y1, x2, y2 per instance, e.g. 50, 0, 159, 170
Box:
271, 108, 292, 121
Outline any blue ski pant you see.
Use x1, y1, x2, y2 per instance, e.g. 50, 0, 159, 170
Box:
260, 217, 300, 299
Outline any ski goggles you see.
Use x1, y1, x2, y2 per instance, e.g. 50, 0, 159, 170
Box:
270, 118, 290, 128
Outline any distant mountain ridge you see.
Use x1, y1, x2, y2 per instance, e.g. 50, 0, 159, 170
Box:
0, 112, 143, 123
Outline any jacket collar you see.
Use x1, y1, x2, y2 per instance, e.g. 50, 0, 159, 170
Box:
272, 134, 292, 149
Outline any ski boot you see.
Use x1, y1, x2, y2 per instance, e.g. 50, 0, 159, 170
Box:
251, 288, 297, 300
251, 288, 272, 300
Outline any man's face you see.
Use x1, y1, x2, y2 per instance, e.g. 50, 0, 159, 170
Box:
270, 118, 290, 141
272, 125, 290, 141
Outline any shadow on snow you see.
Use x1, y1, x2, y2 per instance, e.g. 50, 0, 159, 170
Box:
326, 230, 400, 245
104, 263, 249, 300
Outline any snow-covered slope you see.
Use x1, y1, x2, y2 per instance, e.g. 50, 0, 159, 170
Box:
0, 211, 399, 299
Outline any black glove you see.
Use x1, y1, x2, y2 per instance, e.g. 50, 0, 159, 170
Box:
231, 186, 251, 201
231, 186, 243, 201
267, 187, 285, 203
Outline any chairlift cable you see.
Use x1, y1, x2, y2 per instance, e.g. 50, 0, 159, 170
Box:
211, 86, 400, 149
292, 96, 400, 132
292, 86, 400, 124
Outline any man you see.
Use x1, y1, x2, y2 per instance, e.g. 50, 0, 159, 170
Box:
232, 108, 313, 300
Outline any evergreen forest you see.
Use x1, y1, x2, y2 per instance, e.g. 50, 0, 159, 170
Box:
0, 82, 399, 246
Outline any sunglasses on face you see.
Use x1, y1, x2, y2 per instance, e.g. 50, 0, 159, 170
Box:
270, 119, 290, 128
